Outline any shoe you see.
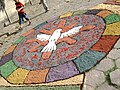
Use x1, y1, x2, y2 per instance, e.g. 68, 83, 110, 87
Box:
0, 42, 3, 45
19, 27, 23, 30
28, 22, 31, 26
39, 2, 42, 4
45, 9, 49, 13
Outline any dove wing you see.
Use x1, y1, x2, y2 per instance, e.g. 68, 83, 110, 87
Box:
36, 34, 51, 41
60, 25, 83, 38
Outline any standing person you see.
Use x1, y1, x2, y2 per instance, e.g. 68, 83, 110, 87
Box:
0, 0, 5, 11
39, 0, 49, 13
14, 0, 31, 30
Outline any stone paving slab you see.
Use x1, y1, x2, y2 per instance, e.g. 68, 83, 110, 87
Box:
83, 69, 105, 89
114, 39, 120, 49
82, 84, 95, 90
110, 69, 120, 86
116, 58, 120, 68
107, 49, 120, 59
95, 57, 115, 72
96, 82, 118, 90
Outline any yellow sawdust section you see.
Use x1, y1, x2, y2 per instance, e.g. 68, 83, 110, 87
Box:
60, 12, 73, 18
0, 74, 84, 86
90, 4, 120, 15
6, 68, 29, 84
103, 21, 120, 35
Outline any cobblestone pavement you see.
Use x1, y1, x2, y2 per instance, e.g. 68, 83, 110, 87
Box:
82, 1, 120, 89
0, 0, 120, 90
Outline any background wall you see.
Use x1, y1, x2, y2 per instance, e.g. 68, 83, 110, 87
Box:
0, 0, 29, 22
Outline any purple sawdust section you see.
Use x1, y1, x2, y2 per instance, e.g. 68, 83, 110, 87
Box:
0, 52, 13, 66
12, 14, 105, 70
46, 61, 79, 82
84, 9, 103, 15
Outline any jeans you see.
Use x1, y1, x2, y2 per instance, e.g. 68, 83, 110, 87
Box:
40, 0, 49, 10
18, 13, 29, 25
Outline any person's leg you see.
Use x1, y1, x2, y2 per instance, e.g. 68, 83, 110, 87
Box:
39, 0, 42, 4
23, 13, 31, 25
41, 0, 49, 12
18, 14, 24, 30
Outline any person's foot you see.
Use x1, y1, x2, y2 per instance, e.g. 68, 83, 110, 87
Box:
0, 42, 3, 45
45, 9, 49, 13
39, 2, 42, 4
19, 27, 23, 30
28, 21, 31, 26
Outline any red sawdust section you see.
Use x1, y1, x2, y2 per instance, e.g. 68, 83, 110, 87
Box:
103, 0, 120, 5
91, 35, 120, 53
26, 39, 48, 52
24, 69, 49, 84
40, 19, 78, 34
21, 29, 35, 37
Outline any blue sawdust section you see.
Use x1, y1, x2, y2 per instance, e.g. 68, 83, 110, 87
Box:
73, 50, 106, 73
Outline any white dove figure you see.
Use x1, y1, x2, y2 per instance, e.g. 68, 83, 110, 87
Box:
36, 25, 83, 52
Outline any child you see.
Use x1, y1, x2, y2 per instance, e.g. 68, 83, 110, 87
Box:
14, 0, 31, 30
39, 0, 49, 12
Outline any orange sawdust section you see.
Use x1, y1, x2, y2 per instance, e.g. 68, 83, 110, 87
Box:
3, 44, 17, 56
97, 9, 113, 18
24, 69, 49, 84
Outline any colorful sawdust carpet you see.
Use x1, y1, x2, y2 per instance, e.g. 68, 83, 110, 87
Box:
0, 9, 120, 84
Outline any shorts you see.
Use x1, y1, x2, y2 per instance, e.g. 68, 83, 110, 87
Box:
18, 13, 29, 25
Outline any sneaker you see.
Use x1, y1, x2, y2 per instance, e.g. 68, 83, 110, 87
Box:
28, 22, 31, 26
